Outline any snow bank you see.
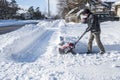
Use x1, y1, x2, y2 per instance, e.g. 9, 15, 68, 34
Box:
0, 23, 45, 61
0, 20, 62, 62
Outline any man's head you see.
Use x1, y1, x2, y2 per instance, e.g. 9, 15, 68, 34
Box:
80, 8, 91, 23
82, 8, 91, 16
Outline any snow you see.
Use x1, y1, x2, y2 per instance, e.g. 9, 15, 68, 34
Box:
0, 20, 120, 80
102, 0, 116, 2
114, 0, 120, 5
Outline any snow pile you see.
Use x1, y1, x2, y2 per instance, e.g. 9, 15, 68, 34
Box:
37, 20, 63, 29
0, 23, 45, 61
0, 20, 61, 62
0, 20, 120, 80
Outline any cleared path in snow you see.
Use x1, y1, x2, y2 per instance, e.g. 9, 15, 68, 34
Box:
10, 21, 60, 62
11, 30, 55, 62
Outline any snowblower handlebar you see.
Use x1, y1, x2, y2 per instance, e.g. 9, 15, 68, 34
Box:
74, 31, 87, 46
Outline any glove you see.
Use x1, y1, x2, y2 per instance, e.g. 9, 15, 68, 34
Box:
86, 27, 90, 32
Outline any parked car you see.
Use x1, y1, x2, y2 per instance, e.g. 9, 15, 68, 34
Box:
95, 13, 119, 22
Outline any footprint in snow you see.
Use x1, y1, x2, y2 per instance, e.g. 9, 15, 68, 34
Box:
112, 64, 120, 68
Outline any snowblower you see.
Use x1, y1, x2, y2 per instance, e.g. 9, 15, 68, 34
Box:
58, 31, 87, 54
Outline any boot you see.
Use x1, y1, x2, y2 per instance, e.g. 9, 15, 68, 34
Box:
100, 51, 105, 55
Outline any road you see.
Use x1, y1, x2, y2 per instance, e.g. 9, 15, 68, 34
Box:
0, 22, 38, 34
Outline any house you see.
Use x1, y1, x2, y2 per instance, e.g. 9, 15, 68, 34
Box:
64, 0, 113, 23
114, 1, 120, 17
22, 12, 31, 20
18, 10, 31, 20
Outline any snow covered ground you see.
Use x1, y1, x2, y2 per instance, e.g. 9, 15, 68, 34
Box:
0, 20, 120, 80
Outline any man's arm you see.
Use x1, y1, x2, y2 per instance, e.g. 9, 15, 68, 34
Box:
86, 14, 94, 32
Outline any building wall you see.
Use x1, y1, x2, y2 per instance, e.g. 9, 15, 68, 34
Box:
117, 6, 120, 17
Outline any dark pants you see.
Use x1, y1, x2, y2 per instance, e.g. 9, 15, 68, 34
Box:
88, 32, 105, 53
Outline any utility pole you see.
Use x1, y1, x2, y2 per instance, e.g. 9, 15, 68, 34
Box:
48, 0, 50, 17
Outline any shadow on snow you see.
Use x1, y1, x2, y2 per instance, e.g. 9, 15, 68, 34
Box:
73, 42, 120, 54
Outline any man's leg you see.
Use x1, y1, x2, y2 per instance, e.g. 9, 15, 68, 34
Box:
87, 32, 94, 53
94, 32, 105, 54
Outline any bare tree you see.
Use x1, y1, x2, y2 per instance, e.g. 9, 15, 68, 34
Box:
57, 0, 109, 18
57, 0, 89, 18
0, 0, 9, 19
0, 0, 19, 19
57, 0, 68, 18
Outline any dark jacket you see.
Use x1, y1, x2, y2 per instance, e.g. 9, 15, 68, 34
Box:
86, 13, 101, 33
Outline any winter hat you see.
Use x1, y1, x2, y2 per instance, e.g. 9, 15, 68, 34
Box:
82, 8, 91, 14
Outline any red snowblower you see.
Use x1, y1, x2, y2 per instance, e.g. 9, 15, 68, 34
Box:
58, 31, 87, 54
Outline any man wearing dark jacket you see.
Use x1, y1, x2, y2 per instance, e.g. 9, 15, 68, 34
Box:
82, 9, 105, 54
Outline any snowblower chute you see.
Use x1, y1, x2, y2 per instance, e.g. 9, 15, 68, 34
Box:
58, 31, 87, 54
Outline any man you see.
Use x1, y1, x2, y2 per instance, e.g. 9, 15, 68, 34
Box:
81, 8, 105, 54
